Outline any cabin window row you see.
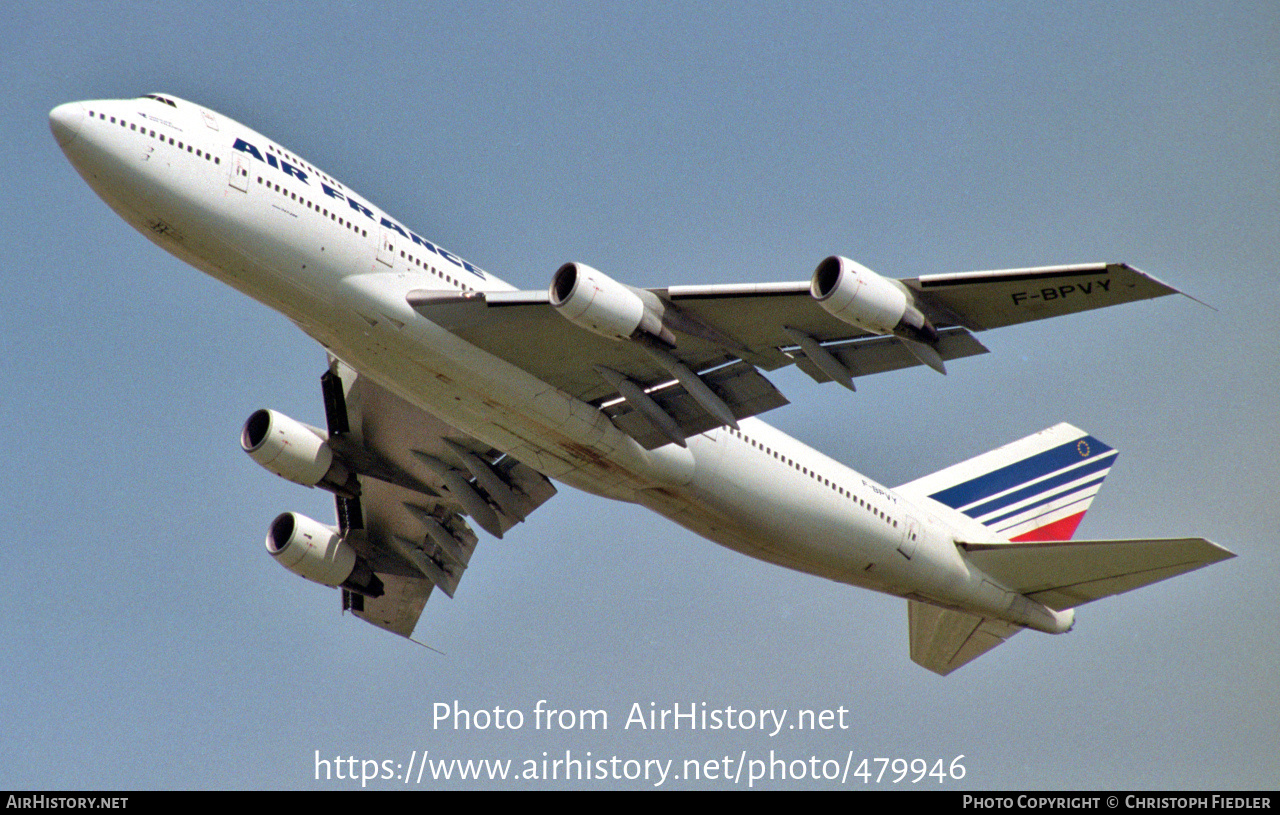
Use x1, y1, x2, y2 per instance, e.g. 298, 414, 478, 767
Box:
86, 110, 221, 165
265, 142, 342, 192
257, 176, 368, 237
249, 174, 471, 292
398, 248, 472, 291
726, 426, 898, 528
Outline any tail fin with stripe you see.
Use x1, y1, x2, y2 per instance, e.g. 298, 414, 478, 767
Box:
898, 424, 1234, 676
898, 423, 1116, 541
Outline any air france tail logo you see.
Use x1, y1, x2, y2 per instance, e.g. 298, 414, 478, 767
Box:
232, 137, 486, 280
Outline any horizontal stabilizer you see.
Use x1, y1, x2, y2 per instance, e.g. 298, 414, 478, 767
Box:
908, 600, 1022, 676
960, 537, 1235, 611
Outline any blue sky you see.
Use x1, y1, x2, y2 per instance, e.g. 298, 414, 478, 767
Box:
4, 0, 1278, 789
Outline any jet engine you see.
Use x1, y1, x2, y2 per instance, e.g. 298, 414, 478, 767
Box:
265, 511, 383, 597
810, 255, 939, 345
240, 409, 358, 497
549, 262, 674, 344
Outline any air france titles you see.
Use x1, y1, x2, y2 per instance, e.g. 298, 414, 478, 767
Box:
230, 136, 487, 280
626, 702, 792, 738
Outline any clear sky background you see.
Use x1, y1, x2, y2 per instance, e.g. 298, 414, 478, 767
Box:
3, 0, 1277, 790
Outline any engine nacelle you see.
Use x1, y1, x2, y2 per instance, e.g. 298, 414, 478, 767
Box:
549, 262, 671, 343
265, 512, 382, 597
241, 409, 357, 497
810, 256, 937, 343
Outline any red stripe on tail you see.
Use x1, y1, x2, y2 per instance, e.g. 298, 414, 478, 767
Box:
1010, 511, 1087, 542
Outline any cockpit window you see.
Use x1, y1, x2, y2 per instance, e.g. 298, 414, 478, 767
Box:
142, 94, 178, 108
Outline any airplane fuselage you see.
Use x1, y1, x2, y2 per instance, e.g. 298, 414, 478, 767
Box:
50, 95, 1073, 638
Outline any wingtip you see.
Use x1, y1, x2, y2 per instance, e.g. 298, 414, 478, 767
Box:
1179, 290, 1218, 312
1121, 263, 1216, 311
1203, 539, 1236, 562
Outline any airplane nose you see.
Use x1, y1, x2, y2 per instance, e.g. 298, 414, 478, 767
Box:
49, 102, 85, 148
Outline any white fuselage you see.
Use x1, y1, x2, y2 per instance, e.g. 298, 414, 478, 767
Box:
50, 96, 1071, 635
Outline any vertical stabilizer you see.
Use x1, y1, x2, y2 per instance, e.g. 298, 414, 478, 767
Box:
898, 423, 1117, 541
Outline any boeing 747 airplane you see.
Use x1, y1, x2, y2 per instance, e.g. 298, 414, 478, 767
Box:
49, 94, 1232, 675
